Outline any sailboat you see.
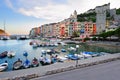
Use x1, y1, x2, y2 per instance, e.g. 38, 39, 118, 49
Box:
1, 20, 10, 40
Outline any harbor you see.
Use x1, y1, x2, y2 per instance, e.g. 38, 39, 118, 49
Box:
0, 52, 120, 79
0, 39, 120, 72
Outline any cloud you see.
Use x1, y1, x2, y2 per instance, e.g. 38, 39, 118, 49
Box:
5, 0, 15, 10
5, 0, 120, 24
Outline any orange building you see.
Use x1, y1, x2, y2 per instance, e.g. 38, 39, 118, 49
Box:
93, 23, 96, 35
60, 23, 65, 37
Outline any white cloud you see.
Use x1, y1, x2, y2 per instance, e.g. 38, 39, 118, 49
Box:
5, 0, 120, 24
5, 0, 15, 10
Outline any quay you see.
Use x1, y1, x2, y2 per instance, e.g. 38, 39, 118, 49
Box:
0, 53, 120, 80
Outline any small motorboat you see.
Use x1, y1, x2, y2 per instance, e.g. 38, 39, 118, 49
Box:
66, 54, 79, 60
0, 51, 8, 58
61, 49, 66, 52
58, 56, 68, 62
0, 62, 8, 72
68, 47, 76, 51
31, 57, 39, 67
7, 51, 15, 58
32, 43, 38, 48
23, 51, 28, 57
60, 42, 67, 46
39, 57, 51, 66
13, 59, 23, 70
41, 50, 46, 56
23, 59, 31, 68
82, 52, 92, 58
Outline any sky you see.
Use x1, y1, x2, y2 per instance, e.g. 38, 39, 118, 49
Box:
0, 0, 120, 35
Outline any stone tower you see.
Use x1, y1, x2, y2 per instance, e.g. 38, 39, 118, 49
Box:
74, 10, 77, 19
95, 3, 110, 34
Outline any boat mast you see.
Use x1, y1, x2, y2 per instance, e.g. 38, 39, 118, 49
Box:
4, 20, 6, 33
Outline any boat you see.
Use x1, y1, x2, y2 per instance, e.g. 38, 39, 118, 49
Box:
60, 42, 67, 46
54, 43, 58, 46
61, 49, 66, 52
23, 59, 31, 68
7, 51, 15, 58
0, 51, 8, 58
13, 59, 23, 70
57, 56, 68, 62
81, 52, 92, 58
1, 36, 10, 40
0, 62, 8, 72
74, 54, 84, 59
41, 50, 46, 56
66, 54, 79, 60
39, 57, 51, 66
31, 57, 39, 67
32, 43, 38, 48
23, 51, 28, 57
68, 47, 76, 51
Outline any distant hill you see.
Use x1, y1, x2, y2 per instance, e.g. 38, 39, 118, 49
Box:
77, 12, 96, 22
0, 29, 9, 36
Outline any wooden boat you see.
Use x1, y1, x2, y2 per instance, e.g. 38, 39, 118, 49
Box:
0, 51, 8, 58
13, 59, 23, 70
23, 59, 31, 68
0, 62, 8, 72
31, 58, 39, 67
7, 51, 15, 58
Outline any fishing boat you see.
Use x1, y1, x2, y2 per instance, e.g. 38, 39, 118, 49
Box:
0, 51, 8, 58
0, 62, 8, 72
23, 59, 31, 68
13, 59, 23, 70
31, 57, 39, 67
7, 51, 15, 58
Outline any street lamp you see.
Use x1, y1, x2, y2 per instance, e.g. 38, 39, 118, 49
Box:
76, 45, 79, 67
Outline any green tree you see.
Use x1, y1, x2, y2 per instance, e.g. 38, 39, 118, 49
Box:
72, 31, 79, 38
116, 8, 120, 15
114, 27, 120, 39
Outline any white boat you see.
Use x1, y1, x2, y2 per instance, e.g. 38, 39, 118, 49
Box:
0, 63, 8, 72
54, 43, 58, 46
81, 52, 92, 58
32, 43, 38, 48
58, 56, 68, 61
68, 47, 76, 51
7, 51, 15, 58
60, 42, 67, 46
74, 54, 84, 58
